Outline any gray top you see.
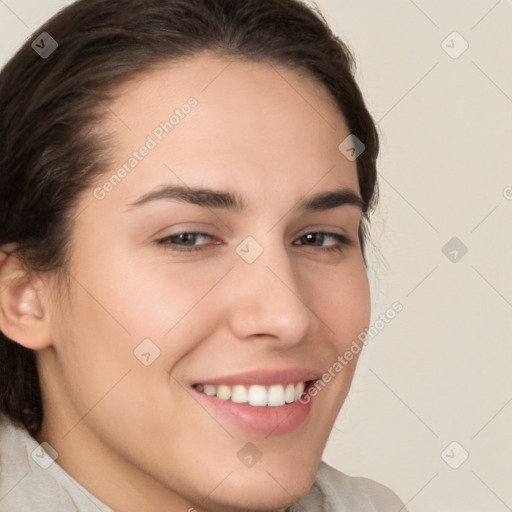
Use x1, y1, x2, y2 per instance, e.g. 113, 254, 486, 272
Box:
0, 415, 408, 511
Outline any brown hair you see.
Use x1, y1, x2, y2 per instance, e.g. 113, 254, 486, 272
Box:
0, 0, 379, 436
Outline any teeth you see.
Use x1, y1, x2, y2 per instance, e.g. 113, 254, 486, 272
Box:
231, 385, 248, 403
216, 385, 231, 400
203, 385, 217, 396
268, 384, 285, 407
194, 382, 309, 406
285, 383, 296, 403
248, 385, 267, 406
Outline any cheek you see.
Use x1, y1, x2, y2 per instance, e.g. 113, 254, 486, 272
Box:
55, 242, 228, 388
110, 260, 232, 355
315, 259, 371, 351
50, 253, 209, 447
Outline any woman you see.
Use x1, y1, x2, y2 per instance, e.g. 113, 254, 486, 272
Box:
0, 0, 408, 510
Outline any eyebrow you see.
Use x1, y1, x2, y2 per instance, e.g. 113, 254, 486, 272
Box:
127, 185, 366, 213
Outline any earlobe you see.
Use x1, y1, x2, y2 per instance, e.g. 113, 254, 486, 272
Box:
0, 250, 52, 350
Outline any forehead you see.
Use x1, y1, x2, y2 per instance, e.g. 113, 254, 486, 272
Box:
107, 52, 344, 127
91, 52, 359, 208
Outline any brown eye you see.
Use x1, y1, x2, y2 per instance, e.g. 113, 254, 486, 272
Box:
293, 232, 352, 253
156, 232, 217, 253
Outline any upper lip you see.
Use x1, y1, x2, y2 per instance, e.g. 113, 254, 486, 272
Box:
191, 368, 322, 387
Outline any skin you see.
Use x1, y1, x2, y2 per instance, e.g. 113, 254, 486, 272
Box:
0, 52, 371, 512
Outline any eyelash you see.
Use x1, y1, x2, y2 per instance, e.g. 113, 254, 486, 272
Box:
155, 231, 353, 254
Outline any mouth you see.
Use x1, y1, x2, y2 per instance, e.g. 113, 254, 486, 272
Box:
190, 379, 318, 436
192, 381, 310, 407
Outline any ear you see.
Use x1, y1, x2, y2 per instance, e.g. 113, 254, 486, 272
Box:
0, 248, 52, 350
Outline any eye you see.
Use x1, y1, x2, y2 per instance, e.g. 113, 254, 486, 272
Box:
293, 231, 353, 253
155, 232, 217, 253
155, 231, 353, 254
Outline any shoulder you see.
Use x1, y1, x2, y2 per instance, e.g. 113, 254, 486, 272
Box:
0, 414, 112, 512
0, 415, 67, 511
309, 460, 408, 512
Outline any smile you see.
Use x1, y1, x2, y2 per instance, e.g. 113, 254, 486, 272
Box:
193, 382, 308, 407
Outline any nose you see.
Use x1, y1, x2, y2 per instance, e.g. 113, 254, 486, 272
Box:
225, 238, 319, 348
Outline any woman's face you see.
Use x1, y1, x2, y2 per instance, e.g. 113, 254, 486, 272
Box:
39, 53, 371, 512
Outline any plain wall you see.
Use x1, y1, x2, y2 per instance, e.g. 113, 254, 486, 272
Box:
1, 1, 511, 511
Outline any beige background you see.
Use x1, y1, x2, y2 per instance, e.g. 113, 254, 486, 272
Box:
1, 1, 511, 510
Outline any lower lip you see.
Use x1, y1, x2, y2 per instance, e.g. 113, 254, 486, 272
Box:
191, 382, 315, 436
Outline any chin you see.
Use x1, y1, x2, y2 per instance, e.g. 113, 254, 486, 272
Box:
213, 457, 317, 511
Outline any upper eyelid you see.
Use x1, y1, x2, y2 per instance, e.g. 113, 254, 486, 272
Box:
157, 221, 356, 238
157, 230, 353, 245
